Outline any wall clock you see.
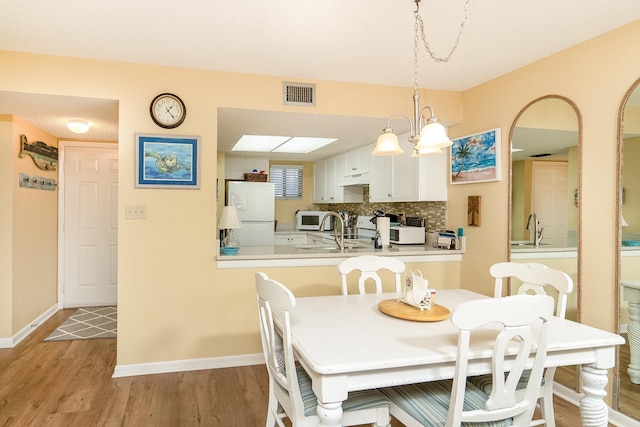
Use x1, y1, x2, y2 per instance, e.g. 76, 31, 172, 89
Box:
149, 93, 186, 129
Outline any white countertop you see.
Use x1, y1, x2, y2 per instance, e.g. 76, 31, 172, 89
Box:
216, 240, 463, 268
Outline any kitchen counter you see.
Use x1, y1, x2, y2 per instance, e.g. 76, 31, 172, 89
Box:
216, 240, 463, 269
510, 240, 577, 260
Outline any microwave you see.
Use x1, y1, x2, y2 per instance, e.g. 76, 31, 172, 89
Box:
389, 226, 425, 245
296, 210, 334, 231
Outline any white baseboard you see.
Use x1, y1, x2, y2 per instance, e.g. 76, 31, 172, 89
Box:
112, 353, 265, 378
553, 381, 640, 427
0, 304, 59, 349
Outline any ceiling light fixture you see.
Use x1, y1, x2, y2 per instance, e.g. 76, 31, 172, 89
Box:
372, 0, 470, 157
67, 119, 90, 134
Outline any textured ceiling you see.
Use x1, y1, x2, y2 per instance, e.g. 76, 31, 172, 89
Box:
1, 1, 639, 158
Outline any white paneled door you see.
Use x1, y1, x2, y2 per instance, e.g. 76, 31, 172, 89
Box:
532, 161, 569, 244
62, 143, 118, 307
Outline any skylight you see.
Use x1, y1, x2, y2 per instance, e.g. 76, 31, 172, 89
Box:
231, 135, 337, 154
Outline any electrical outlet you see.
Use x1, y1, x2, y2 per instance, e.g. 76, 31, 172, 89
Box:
125, 204, 147, 219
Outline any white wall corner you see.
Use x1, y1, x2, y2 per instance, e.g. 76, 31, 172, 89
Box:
0, 304, 58, 349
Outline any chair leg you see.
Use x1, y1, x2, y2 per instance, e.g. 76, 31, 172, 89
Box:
265, 391, 278, 427
539, 379, 556, 427
373, 407, 391, 427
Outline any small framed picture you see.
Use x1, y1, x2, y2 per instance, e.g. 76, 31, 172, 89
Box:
450, 128, 501, 184
468, 195, 481, 226
135, 134, 200, 189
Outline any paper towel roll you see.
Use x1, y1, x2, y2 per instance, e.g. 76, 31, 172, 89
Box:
377, 217, 390, 247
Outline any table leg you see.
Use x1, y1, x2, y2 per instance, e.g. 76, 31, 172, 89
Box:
316, 401, 343, 427
579, 365, 609, 427
627, 301, 640, 384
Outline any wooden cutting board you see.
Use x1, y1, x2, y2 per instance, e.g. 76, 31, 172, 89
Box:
378, 299, 451, 322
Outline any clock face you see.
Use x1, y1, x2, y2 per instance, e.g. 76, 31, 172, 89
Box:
150, 93, 186, 128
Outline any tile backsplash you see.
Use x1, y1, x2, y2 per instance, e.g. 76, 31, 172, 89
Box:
319, 187, 447, 232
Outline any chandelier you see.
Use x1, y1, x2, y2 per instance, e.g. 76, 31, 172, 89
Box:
372, 0, 470, 157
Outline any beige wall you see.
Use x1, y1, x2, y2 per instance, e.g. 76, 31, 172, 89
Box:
11, 117, 58, 333
0, 115, 58, 336
0, 115, 13, 337
0, 50, 463, 363
448, 21, 640, 329
1, 20, 639, 382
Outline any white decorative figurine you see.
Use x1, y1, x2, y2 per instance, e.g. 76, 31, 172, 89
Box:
399, 270, 435, 311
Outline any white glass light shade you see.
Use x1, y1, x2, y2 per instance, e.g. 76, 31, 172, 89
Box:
218, 206, 243, 229
622, 214, 629, 227
415, 122, 452, 150
372, 131, 404, 156
67, 120, 90, 134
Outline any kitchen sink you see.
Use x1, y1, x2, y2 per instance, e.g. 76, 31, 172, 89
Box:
294, 241, 370, 250
510, 241, 550, 246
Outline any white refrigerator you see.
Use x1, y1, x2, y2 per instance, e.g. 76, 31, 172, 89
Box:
226, 181, 275, 246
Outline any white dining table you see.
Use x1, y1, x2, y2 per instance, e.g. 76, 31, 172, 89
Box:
287, 289, 625, 427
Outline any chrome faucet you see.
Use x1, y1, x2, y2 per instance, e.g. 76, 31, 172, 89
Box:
320, 212, 345, 251
526, 212, 544, 246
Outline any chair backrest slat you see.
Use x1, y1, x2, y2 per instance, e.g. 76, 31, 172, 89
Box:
449, 294, 554, 427
255, 271, 306, 421
490, 262, 573, 317
337, 255, 405, 295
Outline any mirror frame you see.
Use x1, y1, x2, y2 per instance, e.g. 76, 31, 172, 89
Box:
508, 94, 583, 312
508, 95, 583, 392
614, 77, 640, 411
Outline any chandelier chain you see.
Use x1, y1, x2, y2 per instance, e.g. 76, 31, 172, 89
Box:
415, 0, 470, 65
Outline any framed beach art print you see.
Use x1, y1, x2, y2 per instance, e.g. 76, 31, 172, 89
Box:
135, 134, 200, 189
450, 128, 501, 184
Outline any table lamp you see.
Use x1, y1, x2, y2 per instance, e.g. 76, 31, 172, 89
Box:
219, 205, 242, 248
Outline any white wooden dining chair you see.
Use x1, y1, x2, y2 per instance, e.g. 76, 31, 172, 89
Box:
254, 272, 391, 427
475, 262, 574, 427
337, 255, 405, 295
380, 294, 555, 427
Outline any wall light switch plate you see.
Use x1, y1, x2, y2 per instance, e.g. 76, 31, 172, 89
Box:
125, 204, 147, 219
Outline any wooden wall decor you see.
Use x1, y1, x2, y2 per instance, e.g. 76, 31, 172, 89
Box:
19, 172, 57, 191
467, 195, 481, 226
19, 134, 58, 171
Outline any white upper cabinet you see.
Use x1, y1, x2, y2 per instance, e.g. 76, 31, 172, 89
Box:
344, 144, 373, 177
313, 159, 328, 203
324, 156, 340, 202
313, 152, 364, 204
369, 136, 447, 202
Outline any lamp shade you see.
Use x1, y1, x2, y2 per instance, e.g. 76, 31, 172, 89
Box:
218, 206, 243, 229
415, 122, 452, 150
372, 130, 404, 156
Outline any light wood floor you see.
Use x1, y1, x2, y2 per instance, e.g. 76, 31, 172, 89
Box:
0, 308, 605, 426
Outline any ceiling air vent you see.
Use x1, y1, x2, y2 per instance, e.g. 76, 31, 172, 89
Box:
283, 82, 316, 106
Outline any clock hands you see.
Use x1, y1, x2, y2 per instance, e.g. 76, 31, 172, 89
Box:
151, 93, 185, 128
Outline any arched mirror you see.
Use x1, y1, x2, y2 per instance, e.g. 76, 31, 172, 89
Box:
509, 95, 581, 391
616, 78, 640, 421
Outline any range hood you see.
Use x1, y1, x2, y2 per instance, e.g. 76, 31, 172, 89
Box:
339, 172, 370, 187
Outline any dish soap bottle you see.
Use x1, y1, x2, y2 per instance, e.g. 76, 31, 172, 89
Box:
374, 230, 382, 249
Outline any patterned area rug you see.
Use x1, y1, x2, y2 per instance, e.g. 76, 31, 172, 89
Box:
45, 306, 117, 341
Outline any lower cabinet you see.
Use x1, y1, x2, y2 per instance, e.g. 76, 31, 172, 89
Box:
274, 233, 309, 245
